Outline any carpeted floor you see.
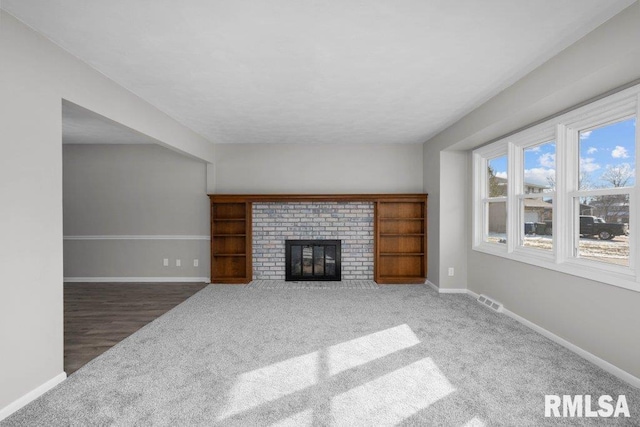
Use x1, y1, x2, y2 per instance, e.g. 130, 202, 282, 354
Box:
3, 285, 638, 426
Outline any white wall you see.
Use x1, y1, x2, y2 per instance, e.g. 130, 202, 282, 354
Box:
423, 2, 640, 378
469, 252, 640, 378
0, 11, 214, 415
214, 143, 423, 194
427, 2, 640, 153
422, 147, 440, 284
437, 151, 469, 289
63, 144, 210, 280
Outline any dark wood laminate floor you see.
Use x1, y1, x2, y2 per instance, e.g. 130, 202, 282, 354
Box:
64, 282, 207, 375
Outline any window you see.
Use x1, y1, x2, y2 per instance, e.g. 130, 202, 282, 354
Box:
473, 84, 640, 292
521, 141, 555, 252
574, 118, 635, 267
486, 155, 507, 244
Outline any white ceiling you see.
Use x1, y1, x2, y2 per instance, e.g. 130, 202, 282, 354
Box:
3, 0, 634, 145
62, 101, 156, 145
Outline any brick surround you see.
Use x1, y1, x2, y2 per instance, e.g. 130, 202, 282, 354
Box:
252, 202, 374, 280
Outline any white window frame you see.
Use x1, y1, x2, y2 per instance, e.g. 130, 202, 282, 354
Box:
512, 127, 556, 262
474, 144, 508, 250
473, 84, 640, 292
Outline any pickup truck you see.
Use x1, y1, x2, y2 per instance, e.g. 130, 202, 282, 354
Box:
579, 216, 628, 240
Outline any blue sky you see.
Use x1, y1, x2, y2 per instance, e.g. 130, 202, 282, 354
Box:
489, 117, 636, 189
578, 118, 636, 188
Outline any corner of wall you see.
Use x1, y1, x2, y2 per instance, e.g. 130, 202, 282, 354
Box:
0, 372, 66, 422
423, 141, 441, 287
206, 162, 216, 194
437, 150, 469, 290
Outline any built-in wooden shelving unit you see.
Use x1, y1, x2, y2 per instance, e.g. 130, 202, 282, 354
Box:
210, 200, 252, 283
209, 194, 427, 284
375, 197, 427, 284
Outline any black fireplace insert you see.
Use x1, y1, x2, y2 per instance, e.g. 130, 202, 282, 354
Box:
285, 240, 341, 281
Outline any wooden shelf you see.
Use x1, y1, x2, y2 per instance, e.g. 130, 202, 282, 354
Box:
380, 253, 424, 256
375, 197, 427, 284
210, 277, 248, 284
210, 199, 252, 284
212, 253, 247, 257
377, 276, 426, 284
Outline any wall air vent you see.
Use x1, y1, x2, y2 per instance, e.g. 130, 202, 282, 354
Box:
477, 294, 504, 313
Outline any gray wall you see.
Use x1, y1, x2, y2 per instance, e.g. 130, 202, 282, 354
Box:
422, 147, 440, 285
438, 151, 469, 289
0, 11, 214, 413
469, 252, 640, 378
214, 143, 423, 194
63, 144, 210, 279
423, 2, 640, 378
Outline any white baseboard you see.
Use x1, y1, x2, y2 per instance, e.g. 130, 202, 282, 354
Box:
502, 307, 640, 389
466, 289, 479, 299
437, 288, 468, 294
426, 280, 439, 292
426, 281, 469, 294
425, 283, 639, 388
0, 372, 66, 421
64, 277, 210, 283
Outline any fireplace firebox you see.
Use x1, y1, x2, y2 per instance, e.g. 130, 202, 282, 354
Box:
285, 240, 341, 281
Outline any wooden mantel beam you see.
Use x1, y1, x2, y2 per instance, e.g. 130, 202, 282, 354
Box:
209, 194, 427, 203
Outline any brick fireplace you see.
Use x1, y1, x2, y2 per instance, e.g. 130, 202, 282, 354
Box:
252, 202, 374, 280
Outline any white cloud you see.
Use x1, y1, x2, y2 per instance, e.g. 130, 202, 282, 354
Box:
586, 147, 597, 154
524, 168, 555, 187
580, 130, 592, 140
611, 145, 629, 158
538, 153, 555, 168
580, 157, 601, 173
495, 171, 507, 179
528, 146, 541, 152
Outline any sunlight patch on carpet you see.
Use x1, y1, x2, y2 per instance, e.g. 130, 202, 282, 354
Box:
331, 358, 455, 426
328, 324, 420, 376
216, 325, 455, 425
270, 408, 313, 427
462, 416, 487, 427
217, 352, 318, 420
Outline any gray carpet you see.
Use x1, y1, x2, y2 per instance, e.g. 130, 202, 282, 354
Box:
3, 285, 639, 426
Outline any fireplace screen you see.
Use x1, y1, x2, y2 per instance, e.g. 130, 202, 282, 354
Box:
285, 240, 341, 281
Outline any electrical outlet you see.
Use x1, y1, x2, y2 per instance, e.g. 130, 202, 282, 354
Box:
193, 259, 199, 267
163, 258, 169, 267
176, 259, 181, 267
448, 267, 455, 277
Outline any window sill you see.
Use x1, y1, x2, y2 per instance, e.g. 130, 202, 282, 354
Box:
472, 244, 639, 293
